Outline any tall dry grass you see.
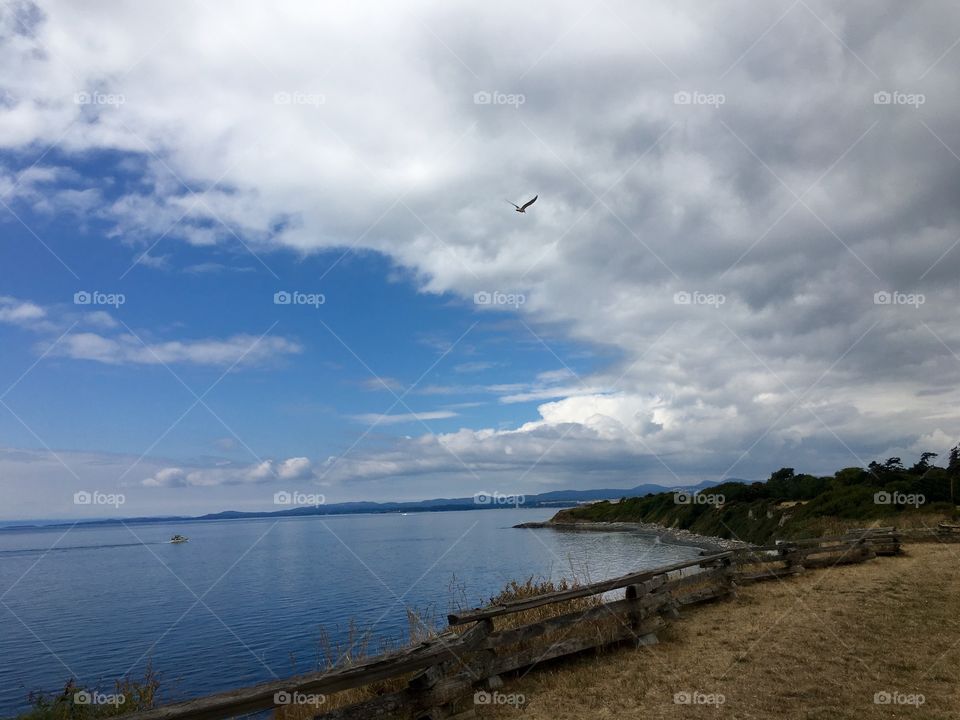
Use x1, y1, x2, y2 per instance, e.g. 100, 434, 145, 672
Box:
17, 665, 160, 720
275, 572, 610, 719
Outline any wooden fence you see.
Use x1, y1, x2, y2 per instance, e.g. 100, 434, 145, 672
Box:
896, 522, 960, 541
127, 528, 908, 720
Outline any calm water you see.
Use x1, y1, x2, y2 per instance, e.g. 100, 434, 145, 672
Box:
0, 509, 699, 716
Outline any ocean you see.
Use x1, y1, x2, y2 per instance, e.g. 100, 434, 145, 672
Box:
0, 508, 700, 716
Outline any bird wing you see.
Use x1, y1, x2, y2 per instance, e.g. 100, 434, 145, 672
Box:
505, 200, 520, 209
519, 194, 538, 211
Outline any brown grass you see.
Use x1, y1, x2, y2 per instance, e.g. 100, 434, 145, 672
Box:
477, 543, 960, 719
273, 610, 432, 719
487, 577, 603, 629
481, 578, 613, 662
786, 513, 953, 539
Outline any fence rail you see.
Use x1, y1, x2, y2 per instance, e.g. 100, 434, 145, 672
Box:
125, 528, 915, 720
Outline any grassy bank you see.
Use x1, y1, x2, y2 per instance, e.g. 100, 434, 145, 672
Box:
552, 455, 959, 544
13, 668, 159, 720
477, 542, 960, 719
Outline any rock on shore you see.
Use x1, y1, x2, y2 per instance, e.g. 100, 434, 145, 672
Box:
514, 519, 751, 551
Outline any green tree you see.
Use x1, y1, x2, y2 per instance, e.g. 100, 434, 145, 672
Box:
911, 452, 938, 474
947, 445, 960, 504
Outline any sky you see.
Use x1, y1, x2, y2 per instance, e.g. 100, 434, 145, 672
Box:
1, 0, 959, 520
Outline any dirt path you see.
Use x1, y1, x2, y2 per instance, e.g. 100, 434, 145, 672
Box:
479, 543, 960, 720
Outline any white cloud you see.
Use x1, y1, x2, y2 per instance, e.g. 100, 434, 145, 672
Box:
137, 253, 170, 270
2, 297, 293, 368
79, 310, 119, 330
453, 361, 499, 373
2, 0, 959, 493
499, 383, 610, 404
360, 377, 405, 392
536, 369, 575, 383
142, 455, 316, 487
142, 467, 188, 488
51, 332, 301, 367
349, 410, 459, 425
0, 296, 45, 325
0, 296, 126, 333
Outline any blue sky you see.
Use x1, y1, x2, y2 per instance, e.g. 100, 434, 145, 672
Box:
0, 204, 600, 455
2, 1, 960, 519
1, 152, 613, 518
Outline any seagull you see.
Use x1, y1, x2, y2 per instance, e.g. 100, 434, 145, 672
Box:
506, 195, 538, 213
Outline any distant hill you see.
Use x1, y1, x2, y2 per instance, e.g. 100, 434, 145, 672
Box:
0, 479, 732, 530
191, 479, 729, 519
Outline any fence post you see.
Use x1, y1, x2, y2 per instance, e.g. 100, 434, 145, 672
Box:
625, 576, 667, 646
406, 619, 492, 720
721, 557, 738, 599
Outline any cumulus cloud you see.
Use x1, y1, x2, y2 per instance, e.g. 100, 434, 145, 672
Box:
142, 456, 315, 487
2, 0, 960, 490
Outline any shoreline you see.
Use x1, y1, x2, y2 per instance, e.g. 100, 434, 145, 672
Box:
514, 519, 752, 552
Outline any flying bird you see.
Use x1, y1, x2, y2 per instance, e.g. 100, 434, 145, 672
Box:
506, 195, 538, 213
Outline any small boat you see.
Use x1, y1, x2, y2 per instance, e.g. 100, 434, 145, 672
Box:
170, 534, 189, 544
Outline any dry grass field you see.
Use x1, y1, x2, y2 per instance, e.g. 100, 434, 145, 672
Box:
478, 543, 960, 720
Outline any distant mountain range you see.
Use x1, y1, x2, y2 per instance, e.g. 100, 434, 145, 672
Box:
1, 479, 737, 530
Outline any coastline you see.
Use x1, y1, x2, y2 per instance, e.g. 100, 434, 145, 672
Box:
514, 519, 752, 552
